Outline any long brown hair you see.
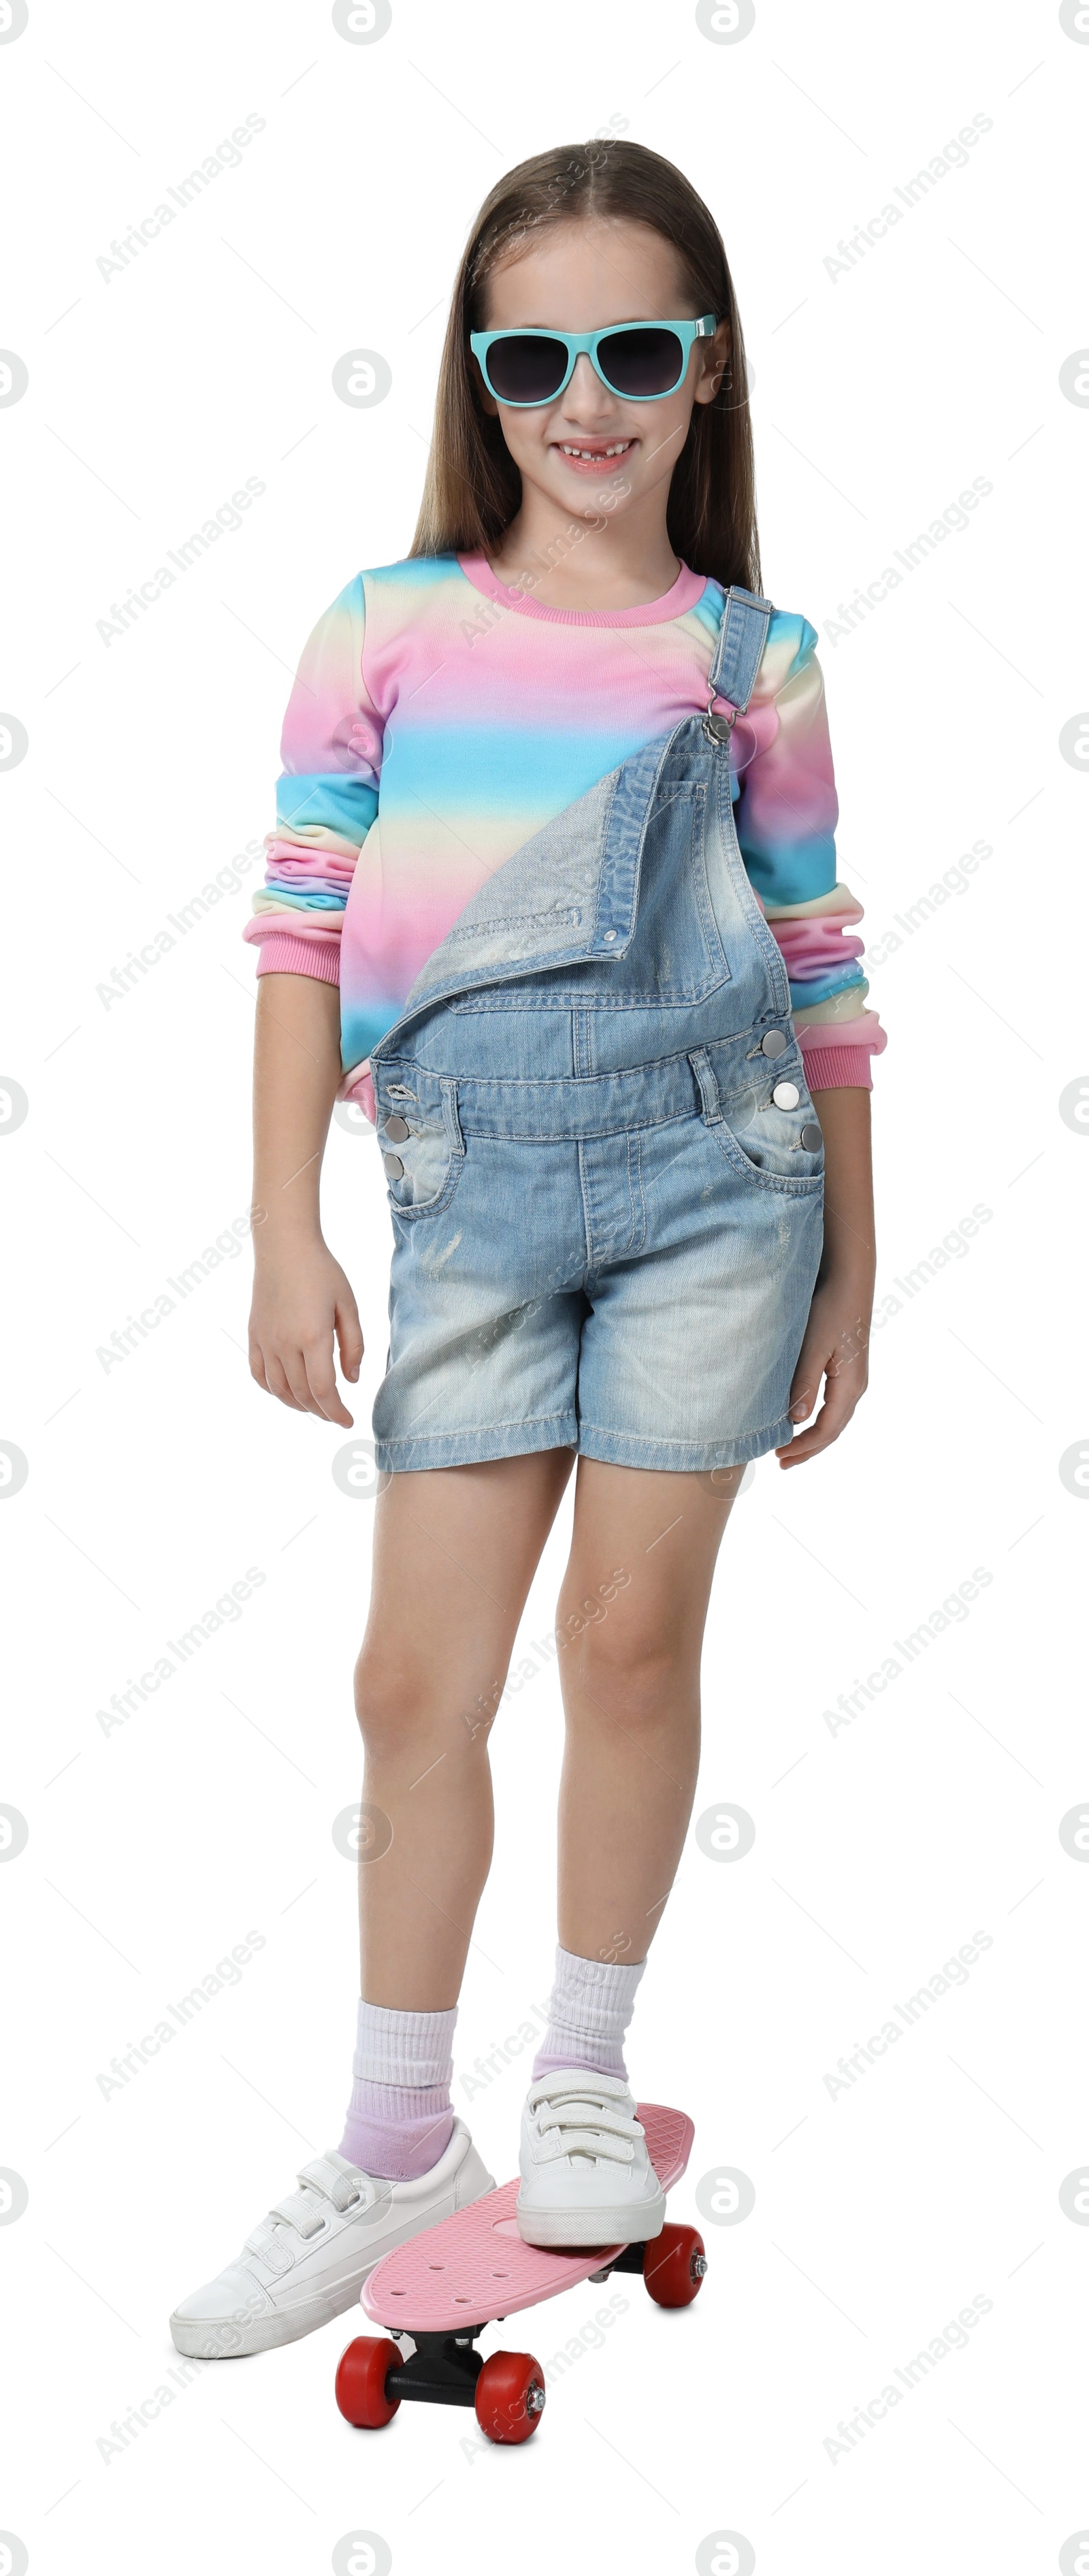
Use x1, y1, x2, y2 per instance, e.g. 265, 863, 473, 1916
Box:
410, 139, 761, 594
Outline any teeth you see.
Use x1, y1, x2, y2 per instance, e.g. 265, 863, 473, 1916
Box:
559, 442, 632, 458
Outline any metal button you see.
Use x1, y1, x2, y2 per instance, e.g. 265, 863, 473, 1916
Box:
772, 1080, 800, 1110
603, 930, 617, 944
384, 1114, 409, 1142
383, 1153, 404, 1179
760, 1029, 788, 1057
800, 1123, 823, 1151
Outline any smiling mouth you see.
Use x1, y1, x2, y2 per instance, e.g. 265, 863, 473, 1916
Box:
553, 438, 635, 472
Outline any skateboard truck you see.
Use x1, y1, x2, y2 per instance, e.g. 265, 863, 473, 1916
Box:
385, 2328, 486, 2407
589, 2238, 649, 2282
590, 2235, 709, 2290
380, 2328, 548, 2421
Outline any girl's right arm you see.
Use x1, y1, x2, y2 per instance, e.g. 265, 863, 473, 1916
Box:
248, 971, 363, 1426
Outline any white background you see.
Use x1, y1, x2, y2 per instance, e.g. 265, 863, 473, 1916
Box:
1, 3, 1084, 2571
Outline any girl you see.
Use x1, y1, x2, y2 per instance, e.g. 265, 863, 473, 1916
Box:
171, 140, 883, 2361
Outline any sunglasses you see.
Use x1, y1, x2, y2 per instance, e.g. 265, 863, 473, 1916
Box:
470, 315, 718, 408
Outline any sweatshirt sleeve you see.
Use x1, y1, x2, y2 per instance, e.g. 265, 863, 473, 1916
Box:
242, 574, 380, 985
733, 611, 886, 1091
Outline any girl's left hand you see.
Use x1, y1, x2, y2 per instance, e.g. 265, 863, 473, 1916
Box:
775, 1273, 873, 1467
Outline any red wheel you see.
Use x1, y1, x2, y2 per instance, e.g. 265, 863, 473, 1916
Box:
474, 2349, 546, 2445
335, 2334, 404, 2428
644, 2222, 707, 2308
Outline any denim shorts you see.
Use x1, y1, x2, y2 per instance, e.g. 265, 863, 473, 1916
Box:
370, 1029, 824, 1475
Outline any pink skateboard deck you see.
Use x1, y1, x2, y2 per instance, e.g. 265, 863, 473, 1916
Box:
337, 2105, 705, 2444
361, 2102, 694, 2334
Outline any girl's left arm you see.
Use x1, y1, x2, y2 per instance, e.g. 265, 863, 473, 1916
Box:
775, 1084, 875, 1467
734, 611, 884, 1464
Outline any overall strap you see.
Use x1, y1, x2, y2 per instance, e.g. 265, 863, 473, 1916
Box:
707, 583, 774, 713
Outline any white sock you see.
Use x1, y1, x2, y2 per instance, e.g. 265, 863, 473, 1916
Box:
531, 1944, 647, 2082
339, 1997, 457, 2183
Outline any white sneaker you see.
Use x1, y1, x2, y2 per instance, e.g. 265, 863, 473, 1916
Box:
169, 2121, 495, 2357
515, 2071, 666, 2249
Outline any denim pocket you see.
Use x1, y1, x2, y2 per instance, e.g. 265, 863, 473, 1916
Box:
704, 1059, 824, 1193
376, 1080, 465, 1219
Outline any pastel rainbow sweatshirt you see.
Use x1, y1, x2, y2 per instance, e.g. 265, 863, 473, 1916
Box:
244, 552, 886, 1105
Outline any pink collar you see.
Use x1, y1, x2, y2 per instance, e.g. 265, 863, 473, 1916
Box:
456, 550, 707, 628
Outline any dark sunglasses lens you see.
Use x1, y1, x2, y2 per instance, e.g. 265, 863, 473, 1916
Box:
485, 335, 568, 404
600, 327, 685, 397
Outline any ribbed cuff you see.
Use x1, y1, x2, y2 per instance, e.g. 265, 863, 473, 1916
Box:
532, 1944, 647, 2081
803, 1042, 875, 1092
549, 1947, 648, 2018
352, 1997, 458, 2089
253, 931, 340, 984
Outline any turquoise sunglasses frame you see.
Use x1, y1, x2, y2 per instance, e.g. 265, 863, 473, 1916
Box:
469, 315, 718, 407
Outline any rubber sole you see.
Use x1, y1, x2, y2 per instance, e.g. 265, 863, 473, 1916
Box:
169, 2276, 366, 2358
514, 2185, 667, 2251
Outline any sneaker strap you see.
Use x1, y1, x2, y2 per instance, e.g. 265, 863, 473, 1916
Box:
527, 2080, 643, 2166
244, 2157, 376, 2257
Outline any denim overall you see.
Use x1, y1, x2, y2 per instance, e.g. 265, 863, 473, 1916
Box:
367, 585, 825, 1474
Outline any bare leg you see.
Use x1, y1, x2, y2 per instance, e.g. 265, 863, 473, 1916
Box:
353, 1451, 574, 2008
551, 1460, 745, 1965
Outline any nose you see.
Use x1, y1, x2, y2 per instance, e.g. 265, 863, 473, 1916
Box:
559, 351, 619, 421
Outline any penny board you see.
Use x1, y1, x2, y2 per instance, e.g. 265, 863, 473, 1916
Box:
361, 2103, 694, 2336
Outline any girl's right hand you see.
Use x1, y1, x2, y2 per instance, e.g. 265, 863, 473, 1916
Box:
248, 1238, 364, 1426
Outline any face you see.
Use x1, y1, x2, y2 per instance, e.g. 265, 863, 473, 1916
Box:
474, 216, 729, 527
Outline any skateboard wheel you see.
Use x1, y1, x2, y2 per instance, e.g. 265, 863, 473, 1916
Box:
643, 2222, 707, 2308
474, 2349, 546, 2445
335, 2334, 404, 2428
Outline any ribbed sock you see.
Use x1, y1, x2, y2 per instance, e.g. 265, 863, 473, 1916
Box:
531, 1944, 647, 2083
338, 1997, 457, 2183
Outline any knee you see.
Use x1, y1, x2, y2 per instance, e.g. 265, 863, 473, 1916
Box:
559, 1603, 690, 1726
353, 1647, 500, 1761
353, 1645, 420, 1759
